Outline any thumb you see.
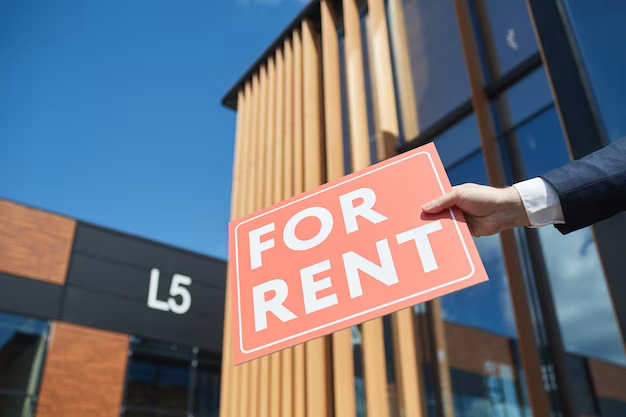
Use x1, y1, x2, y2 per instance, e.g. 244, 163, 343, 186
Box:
422, 190, 460, 213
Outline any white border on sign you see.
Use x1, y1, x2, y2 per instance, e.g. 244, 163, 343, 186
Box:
234, 151, 475, 354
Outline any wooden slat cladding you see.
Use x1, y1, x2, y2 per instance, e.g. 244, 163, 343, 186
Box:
36, 322, 128, 417
281, 36, 295, 417
0, 200, 75, 285
387, 0, 419, 140
219, 88, 248, 417
452, 1, 552, 416
367, 15, 426, 409
321, 1, 357, 416
235, 75, 260, 417
430, 299, 456, 417
367, 0, 399, 146
342, 0, 370, 172
257, 53, 277, 417
269, 46, 284, 417
343, 2, 391, 417
321, 0, 344, 181
292, 27, 307, 417
302, 16, 332, 417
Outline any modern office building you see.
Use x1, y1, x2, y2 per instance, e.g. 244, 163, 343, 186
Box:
220, 1, 626, 417
0, 199, 226, 417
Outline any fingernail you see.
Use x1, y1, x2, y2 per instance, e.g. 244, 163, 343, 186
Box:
422, 202, 432, 211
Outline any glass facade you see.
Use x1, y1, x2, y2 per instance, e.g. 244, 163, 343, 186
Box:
0, 312, 49, 417
388, 0, 626, 416
122, 337, 220, 417
561, 0, 626, 143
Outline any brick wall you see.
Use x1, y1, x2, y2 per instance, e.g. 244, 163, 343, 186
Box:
36, 322, 129, 417
0, 200, 75, 285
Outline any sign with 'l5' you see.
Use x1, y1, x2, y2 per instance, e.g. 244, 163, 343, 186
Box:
229, 143, 488, 364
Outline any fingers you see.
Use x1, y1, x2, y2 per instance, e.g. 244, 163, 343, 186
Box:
422, 190, 460, 214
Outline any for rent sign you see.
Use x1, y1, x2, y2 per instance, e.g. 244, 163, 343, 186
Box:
229, 143, 487, 364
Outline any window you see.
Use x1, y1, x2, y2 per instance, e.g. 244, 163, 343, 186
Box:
496, 67, 626, 415
425, 115, 532, 417
395, 0, 471, 133
561, 0, 626, 142
471, 0, 539, 81
194, 352, 221, 417
0, 312, 49, 417
122, 337, 220, 417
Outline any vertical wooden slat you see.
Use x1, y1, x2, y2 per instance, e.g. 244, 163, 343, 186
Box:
293, 29, 305, 196
387, 0, 419, 140
283, 37, 294, 201
343, 0, 371, 171
302, 16, 331, 417
265, 57, 276, 208
303, 18, 324, 188
281, 36, 295, 417
237, 82, 254, 221
365, 2, 426, 416
240, 71, 266, 417
219, 87, 247, 417
452, 1, 552, 416
430, 299, 456, 417
270, 352, 282, 416
274, 48, 285, 204
269, 47, 285, 417
292, 26, 307, 417
248, 73, 262, 220
391, 309, 425, 417
322, 1, 357, 416
367, 0, 398, 140
256, 57, 277, 417
249, 360, 260, 417
321, 0, 345, 181
343, 2, 390, 417
232, 74, 259, 417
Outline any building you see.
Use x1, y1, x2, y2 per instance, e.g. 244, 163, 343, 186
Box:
0, 200, 226, 417
219, 0, 626, 417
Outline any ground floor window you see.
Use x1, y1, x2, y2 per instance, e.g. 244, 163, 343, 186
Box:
0, 311, 49, 417
122, 337, 220, 417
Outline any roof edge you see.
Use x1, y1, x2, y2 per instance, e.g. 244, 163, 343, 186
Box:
221, 0, 320, 111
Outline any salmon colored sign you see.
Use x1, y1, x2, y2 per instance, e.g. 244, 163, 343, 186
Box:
229, 143, 488, 364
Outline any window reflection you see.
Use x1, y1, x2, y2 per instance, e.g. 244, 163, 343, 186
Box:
471, 0, 539, 80
125, 339, 191, 414
398, 0, 471, 131
194, 352, 221, 417
562, 0, 626, 142
122, 337, 223, 417
512, 107, 626, 365
497, 67, 626, 415
434, 115, 481, 168
431, 115, 531, 417
494, 67, 553, 127
0, 312, 48, 417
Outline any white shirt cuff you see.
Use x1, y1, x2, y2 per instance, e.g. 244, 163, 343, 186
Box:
513, 178, 565, 228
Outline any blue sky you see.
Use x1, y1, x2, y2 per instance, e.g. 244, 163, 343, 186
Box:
0, 0, 308, 260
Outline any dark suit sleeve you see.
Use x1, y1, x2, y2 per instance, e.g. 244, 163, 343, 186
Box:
540, 136, 626, 234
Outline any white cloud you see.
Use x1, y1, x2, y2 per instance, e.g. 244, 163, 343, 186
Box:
538, 226, 626, 365
474, 234, 516, 334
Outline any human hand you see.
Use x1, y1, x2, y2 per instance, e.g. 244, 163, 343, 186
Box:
422, 183, 530, 237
